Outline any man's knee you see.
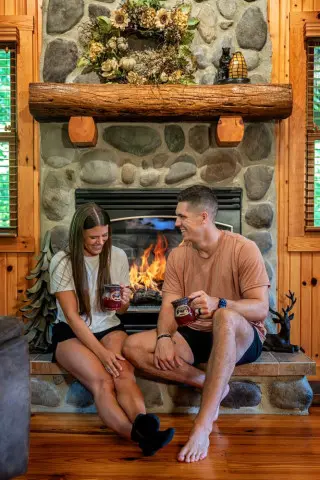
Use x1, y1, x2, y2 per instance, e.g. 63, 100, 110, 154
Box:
123, 332, 149, 363
212, 308, 238, 333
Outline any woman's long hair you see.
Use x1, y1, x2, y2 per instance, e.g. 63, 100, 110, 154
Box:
69, 202, 112, 322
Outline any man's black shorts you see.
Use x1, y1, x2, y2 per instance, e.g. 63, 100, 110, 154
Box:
177, 324, 263, 365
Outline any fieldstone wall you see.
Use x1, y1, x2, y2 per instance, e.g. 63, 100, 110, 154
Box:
30, 373, 313, 415
40, 0, 276, 330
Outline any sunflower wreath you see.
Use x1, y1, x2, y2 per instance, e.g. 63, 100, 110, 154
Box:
78, 0, 199, 85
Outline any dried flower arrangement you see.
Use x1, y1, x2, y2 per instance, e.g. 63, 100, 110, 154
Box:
78, 0, 199, 85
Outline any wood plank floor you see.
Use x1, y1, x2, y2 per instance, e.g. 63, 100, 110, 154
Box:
16, 408, 320, 480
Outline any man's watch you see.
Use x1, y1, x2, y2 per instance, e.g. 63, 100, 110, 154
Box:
218, 298, 227, 309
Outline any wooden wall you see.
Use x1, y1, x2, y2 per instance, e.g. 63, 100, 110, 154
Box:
270, 0, 320, 365
0, 0, 41, 316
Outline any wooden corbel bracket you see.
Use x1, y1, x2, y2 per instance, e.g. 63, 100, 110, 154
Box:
68, 116, 98, 147
215, 115, 244, 147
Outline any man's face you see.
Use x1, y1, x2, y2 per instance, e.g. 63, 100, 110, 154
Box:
175, 201, 204, 242
83, 225, 109, 256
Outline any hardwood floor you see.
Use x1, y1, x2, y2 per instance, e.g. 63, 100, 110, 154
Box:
17, 408, 320, 480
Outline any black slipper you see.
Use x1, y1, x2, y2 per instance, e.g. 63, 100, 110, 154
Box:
131, 413, 160, 442
139, 427, 175, 456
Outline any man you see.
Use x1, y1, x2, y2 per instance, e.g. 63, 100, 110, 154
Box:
123, 185, 269, 463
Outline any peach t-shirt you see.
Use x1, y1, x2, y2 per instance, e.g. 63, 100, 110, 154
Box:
162, 230, 270, 341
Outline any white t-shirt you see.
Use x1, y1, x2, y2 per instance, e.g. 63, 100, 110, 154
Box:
49, 246, 130, 333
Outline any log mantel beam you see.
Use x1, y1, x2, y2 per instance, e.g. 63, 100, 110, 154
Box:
29, 83, 293, 122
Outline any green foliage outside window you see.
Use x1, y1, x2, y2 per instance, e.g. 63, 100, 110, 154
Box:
0, 48, 11, 228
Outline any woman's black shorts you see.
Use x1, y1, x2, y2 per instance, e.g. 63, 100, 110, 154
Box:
177, 324, 263, 365
51, 322, 126, 362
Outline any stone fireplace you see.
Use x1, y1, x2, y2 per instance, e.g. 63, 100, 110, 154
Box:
40, 0, 276, 333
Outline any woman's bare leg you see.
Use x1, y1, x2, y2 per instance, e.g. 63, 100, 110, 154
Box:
100, 330, 146, 423
55, 338, 132, 439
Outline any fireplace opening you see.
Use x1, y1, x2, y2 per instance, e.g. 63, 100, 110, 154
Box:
76, 188, 242, 332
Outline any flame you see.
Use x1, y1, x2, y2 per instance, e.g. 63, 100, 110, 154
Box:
129, 234, 168, 291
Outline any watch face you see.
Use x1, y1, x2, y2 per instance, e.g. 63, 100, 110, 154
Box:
219, 298, 227, 308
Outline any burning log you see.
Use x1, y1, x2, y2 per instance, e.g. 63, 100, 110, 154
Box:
131, 288, 162, 306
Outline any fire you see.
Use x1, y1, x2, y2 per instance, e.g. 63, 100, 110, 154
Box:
129, 234, 168, 291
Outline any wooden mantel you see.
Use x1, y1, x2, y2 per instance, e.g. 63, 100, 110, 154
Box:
29, 82, 293, 146
29, 83, 292, 121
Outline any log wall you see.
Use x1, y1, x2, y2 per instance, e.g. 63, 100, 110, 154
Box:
0, 0, 41, 315
270, 0, 320, 366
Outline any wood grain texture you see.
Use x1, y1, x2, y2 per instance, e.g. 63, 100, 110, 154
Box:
0, 3, 39, 317
14, 411, 320, 480
28, 83, 293, 121
288, 236, 320, 251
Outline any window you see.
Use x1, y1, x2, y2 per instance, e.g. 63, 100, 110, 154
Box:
0, 42, 17, 234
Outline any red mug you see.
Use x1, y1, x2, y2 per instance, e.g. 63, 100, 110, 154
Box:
103, 284, 122, 310
171, 296, 199, 326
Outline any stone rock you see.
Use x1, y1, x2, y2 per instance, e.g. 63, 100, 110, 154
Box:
31, 378, 60, 407
53, 375, 65, 386
243, 50, 260, 71
66, 381, 94, 408
41, 124, 76, 168
50, 225, 69, 253
247, 231, 272, 254
211, 35, 233, 68
250, 73, 267, 84
189, 125, 210, 154
201, 71, 215, 85
217, 0, 236, 19
74, 71, 100, 84
43, 39, 78, 83
165, 155, 197, 184
244, 165, 274, 200
80, 160, 117, 184
168, 385, 201, 407
42, 170, 75, 221
219, 21, 233, 30
142, 159, 151, 169
88, 3, 110, 19
140, 169, 160, 187
193, 47, 211, 69
153, 153, 169, 168
47, 0, 84, 34
164, 125, 185, 153
122, 163, 136, 184
236, 7, 267, 51
103, 126, 161, 156
241, 124, 272, 162
264, 260, 274, 282
136, 377, 163, 408
198, 5, 217, 44
221, 381, 261, 408
245, 203, 274, 229
201, 149, 242, 182
270, 377, 313, 411
95, 0, 115, 3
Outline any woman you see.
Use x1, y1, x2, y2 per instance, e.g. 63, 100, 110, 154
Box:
49, 203, 174, 455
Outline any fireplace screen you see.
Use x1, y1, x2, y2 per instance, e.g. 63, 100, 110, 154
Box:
75, 188, 242, 331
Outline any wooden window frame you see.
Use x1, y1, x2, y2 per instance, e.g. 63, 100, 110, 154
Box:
0, 16, 35, 253
289, 12, 320, 252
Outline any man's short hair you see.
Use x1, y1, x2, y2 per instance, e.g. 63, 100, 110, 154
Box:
177, 186, 218, 221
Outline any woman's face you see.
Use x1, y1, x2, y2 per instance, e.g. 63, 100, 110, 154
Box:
83, 225, 109, 257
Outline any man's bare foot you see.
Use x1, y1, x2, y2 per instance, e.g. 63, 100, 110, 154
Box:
177, 383, 230, 463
